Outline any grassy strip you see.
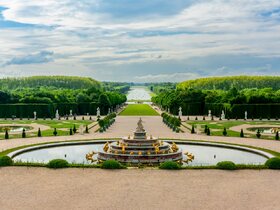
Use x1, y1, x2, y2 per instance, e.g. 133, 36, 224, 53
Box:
181, 164, 267, 170
119, 104, 159, 116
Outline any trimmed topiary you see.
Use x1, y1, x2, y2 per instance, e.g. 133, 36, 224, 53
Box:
73, 124, 77, 133
53, 128, 58, 136
0, 156, 13, 167
191, 125, 195, 134
265, 157, 280, 169
47, 159, 69, 169
38, 128, 42, 137
204, 125, 208, 134
159, 161, 181, 170
222, 127, 227, 136
207, 128, 211, 136
275, 131, 279, 140
5, 129, 9, 139
22, 128, 26, 138
101, 160, 124, 169
217, 161, 237, 170
240, 129, 244, 138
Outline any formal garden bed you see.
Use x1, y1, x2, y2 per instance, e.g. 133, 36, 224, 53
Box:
0, 119, 94, 140
185, 120, 280, 140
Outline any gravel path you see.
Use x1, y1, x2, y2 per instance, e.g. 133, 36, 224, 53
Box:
0, 168, 280, 210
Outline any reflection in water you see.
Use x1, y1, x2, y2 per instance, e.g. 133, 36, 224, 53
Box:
127, 87, 151, 101
13, 143, 267, 166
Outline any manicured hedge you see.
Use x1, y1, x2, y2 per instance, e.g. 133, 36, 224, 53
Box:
265, 157, 280, 169
217, 161, 237, 170
0, 104, 54, 118
159, 161, 181, 170
0, 156, 13, 167
47, 159, 69, 168
101, 160, 125, 169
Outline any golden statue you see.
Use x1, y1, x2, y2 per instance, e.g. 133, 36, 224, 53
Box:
130, 151, 134, 155
171, 142, 179, 152
103, 142, 110, 152
147, 151, 151, 155
154, 145, 160, 154
114, 150, 118, 154
128, 135, 131, 139
138, 151, 142, 155
86, 151, 97, 163
122, 145, 126, 154
150, 135, 153, 139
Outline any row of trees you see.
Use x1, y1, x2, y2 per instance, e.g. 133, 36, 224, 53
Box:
177, 76, 280, 91
0, 76, 127, 117
152, 87, 280, 118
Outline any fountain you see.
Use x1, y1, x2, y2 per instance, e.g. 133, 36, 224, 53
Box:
97, 118, 184, 165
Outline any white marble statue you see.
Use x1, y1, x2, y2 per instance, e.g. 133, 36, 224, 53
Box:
97, 107, 101, 118
55, 109, 59, 120
108, 108, 111, 115
69, 110, 73, 116
208, 110, 212, 117
178, 107, 182, 117
168, 108, 170, 113
245, 111, 248, 120
33, 111, 37, 120
221, 110, 225, 120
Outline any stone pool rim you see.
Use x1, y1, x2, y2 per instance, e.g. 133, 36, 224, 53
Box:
8, 139, 274, 160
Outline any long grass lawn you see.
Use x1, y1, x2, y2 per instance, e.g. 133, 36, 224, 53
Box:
119, 104, 159, 116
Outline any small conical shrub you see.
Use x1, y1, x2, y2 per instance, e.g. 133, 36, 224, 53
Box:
207, 128, 211, 136
69, 128, 73, 135
276, 131, 279, 140
5, 129, 9, 139
240, 129, 244, 138
204, 125, 208, 134
22, 129, 26, 138
53, 128, 58, 136
38, 128, 42, 137
222, 128, 227, 136
256, 129, 261, 139
191, 125, 195, 134
195, 117, 198, 121
211, 116, 214, 121
203, 116, 205, 120
73, 124, 77, 133
85, 125, 89, 133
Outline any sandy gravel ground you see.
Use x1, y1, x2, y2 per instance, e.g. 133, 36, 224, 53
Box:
0, 168, 280, 210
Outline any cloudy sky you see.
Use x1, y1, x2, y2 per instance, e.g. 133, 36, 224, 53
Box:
0, 0, 279, 82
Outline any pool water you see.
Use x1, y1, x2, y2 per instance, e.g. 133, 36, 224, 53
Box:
13, 143, 268, 166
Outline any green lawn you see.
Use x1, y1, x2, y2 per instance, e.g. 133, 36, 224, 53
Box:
119, 104, 159, 116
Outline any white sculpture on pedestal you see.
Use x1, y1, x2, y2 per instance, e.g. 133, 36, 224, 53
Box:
69, 110, 73, 116
55, 110, 59, 120
178, 107, 182, 117
245, 111, 248, 120
208, 110, 212, 117
97, 107, 101, 118
33, 111, 37, 120
221, 110, 225, 120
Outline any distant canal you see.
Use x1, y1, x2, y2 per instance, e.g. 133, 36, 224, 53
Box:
127, 87, 152, 101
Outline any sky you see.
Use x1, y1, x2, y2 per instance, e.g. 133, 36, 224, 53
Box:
0, 0, 279, 82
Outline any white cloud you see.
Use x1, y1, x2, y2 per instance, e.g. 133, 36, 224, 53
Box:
0, 0, 279, 81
